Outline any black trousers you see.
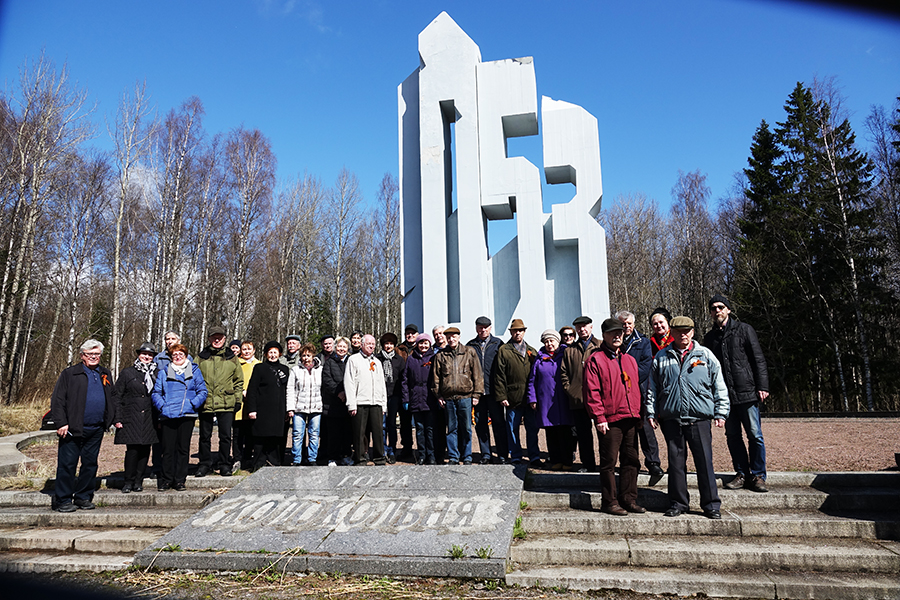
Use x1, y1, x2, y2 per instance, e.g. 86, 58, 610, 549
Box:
660, 419, 721, 512
198, 411, 233, 470
351, 404, 385, 464
572, 407, 597, 469
638, 416, 662, 468
123, 444, 151, 486
325, 413, 352, 462
159, 417, 194, 487
252, 436, 283, 470
54, 426, 104, 506
474, 394, 509, 460
545, 425, 575, 466
232, 419, 252, 464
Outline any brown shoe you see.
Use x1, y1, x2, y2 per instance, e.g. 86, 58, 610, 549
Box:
602, 504, 628, 516
621, 502, 646, 514
745, 474, 769, 493
723, 473, 745, 490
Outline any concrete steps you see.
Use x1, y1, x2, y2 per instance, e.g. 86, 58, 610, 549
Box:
0, 476, 239, 573
507, 471, 900, 599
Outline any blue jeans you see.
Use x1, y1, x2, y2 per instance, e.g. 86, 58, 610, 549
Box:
55, 426, 104, 506
292, 413, 321, 464
725, 401, 766, 479
506, 402, 540, 461
445, 397, 472, 463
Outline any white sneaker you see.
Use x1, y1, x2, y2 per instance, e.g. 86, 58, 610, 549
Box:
328, 461, 337, 467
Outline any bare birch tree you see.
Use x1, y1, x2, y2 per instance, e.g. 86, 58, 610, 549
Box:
0, 54, 93, 402
108, 81, 155, 372
324, 168, 361, 333
224, 127, 275, 336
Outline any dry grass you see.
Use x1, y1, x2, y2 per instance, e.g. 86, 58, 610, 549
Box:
0, 439, 56, 490
0, 396, 48, 436
110, 568, 577, 600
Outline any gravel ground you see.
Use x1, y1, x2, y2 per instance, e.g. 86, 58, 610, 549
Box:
21, 417, 900, 475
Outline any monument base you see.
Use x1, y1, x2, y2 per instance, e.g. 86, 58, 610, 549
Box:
134, 465, 525, 579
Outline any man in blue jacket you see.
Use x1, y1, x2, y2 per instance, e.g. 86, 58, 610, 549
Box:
617, 310, 664, 482
50, 339, 116, 512
647, 317, 729, 520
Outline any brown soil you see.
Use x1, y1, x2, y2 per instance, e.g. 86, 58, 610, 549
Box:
20, 417, 900, 477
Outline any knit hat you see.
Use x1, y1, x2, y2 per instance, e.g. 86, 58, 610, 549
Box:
540, 329, 560, 343
708, 294, 732, 311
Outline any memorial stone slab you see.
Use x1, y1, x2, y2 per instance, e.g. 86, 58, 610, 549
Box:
135, 465, 524, 578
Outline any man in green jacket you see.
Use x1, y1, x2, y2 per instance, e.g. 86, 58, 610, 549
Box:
494, 319, 538, 466
196, 326, 244, 477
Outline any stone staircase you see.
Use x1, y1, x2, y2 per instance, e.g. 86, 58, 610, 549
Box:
507, 471, 900, 599
0, 475, 237, 573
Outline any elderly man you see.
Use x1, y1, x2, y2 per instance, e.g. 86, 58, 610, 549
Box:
494, 319, 539, 466
703, 294, 770, 493
616, 310, 664, 481
430, 326, 483, 465
282, 334, 303, 368
467, 316, 506, 464
345, 334, 388, 465
50, 340, 116, 512
197, 326, 244, 477
647, 316, 729, 519
584, 319, 644, 515
560, 315, 602, 472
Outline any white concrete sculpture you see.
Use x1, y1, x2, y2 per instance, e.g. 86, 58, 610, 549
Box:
399, 12, 610, 337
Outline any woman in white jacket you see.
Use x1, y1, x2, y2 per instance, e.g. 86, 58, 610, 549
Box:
287, 343, 323, 465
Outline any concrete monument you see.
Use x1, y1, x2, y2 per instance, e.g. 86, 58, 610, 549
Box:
399, 12, 610, 337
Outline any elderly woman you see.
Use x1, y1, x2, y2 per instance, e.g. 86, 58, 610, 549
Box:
322, 336, 353, 466
401, 333, 438, 464
287, 343, 323, 466
649, 307, 674, 356
378, 332, 408, 463
246, 341, 290, 470
526, 329, 573, 471
152, 344, 207, 491
113, 342, 160, 493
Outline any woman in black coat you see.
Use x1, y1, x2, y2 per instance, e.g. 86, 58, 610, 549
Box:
113, 342, 160, 493
321, 336, 352, 466
245, 341, 290, 470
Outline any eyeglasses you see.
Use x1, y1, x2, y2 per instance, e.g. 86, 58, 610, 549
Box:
710, 304, 727, 312
171, 352, 186, 358
82, 352, 101, 358
561, 332, 575, 338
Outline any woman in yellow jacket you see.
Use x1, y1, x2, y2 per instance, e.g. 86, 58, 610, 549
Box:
235, 341, 260, 471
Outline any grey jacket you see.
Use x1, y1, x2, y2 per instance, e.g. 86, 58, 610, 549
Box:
646, 342, 729, 424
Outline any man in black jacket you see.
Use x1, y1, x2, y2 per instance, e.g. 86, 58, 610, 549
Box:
467, 316, 507, 464
703, 294, 770, 493
50, 339, 116, 512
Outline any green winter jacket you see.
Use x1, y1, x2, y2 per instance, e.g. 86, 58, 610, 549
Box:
197, 346, 244, 413
492, 340, 538, 408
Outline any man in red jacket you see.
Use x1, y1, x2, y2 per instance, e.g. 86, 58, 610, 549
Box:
583, 318, 644, 516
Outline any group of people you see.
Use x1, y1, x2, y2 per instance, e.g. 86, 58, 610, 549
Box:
48, 294, 770, 521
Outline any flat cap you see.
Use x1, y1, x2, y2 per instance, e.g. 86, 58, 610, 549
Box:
600, 318, 625, 333
572, 315, 592, 326
475, 316, 492, 327
670, 316, 695, 329
444, 326, 461, 335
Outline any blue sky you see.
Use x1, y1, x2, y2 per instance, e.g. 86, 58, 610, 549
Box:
1, 0, 898, 249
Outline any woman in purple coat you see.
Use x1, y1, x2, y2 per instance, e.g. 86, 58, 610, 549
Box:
525, 329, 573, 471
400, 334, 438, 465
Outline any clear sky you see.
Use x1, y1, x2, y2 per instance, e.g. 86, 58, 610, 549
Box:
1, 0, 898, 249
